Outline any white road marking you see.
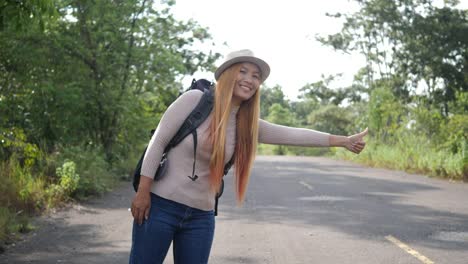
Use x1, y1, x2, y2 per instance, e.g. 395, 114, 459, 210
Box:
385, 235, 435, 264
299, 181, 314, 191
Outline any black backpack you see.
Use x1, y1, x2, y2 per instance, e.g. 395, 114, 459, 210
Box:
132, 79, 234, 215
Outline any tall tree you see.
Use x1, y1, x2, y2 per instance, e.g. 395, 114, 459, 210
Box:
265, 103, 296, 154
318, 0, 468, 114
299, 74, 351, 106
0, 0, 219, 162
260, 85, 289, 118
0, 0, 57, 31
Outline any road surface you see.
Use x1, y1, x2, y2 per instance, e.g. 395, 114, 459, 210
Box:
2, 156, 467, 264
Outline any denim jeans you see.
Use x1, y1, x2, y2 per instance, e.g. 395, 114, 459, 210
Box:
129, 193, 215, 264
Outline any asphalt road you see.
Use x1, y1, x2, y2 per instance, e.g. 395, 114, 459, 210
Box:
2, 156, 467, 264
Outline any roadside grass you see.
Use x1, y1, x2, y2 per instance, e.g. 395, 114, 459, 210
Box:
0, 158, 44, 253
334, 139, 466, 181
0, 146, 128, 253
259, 133, 466, 181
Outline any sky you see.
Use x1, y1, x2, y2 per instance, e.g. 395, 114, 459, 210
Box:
171, 0, 468, 100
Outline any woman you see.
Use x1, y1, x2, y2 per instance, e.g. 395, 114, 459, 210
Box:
129, 49, 368, 264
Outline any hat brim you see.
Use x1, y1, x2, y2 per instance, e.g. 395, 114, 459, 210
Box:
214, 56, 270, 83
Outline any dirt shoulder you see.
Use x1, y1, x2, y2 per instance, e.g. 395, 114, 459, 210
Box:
1, 181, 134, 264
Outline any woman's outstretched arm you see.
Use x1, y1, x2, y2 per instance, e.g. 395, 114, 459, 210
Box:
258, 119, 368, 154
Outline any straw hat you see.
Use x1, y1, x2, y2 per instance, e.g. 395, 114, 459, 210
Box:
214, 49, 270, 82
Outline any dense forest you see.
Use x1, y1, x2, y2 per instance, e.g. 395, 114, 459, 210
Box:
0, 0, 466, 251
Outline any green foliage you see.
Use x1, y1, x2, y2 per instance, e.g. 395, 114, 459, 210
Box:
0, 207, 9, 243
46, 159, 81, 206
307, 105, 352, 136
368, 87, 406, 142
55, 161, 80, 195
1, 0, 220, 251
410, 106, 445, 141
305, 8, 467, 179
443, 114, 468, 154
336, 136, 465, 181
1, 0, 219, 163
0, 155, 45, 249
299, 74, 350, 106
264, 103, 296, 155
0, 156, 47, 213
0, 206, 35, 250
260, 85, 290, 119
290, 99, 320, 126
0, 0, 58, 32
57, 146, 114, 198
318, 0, 468, 112
463, 140, 468, 181
0, 128, 40, 167
266, 103, 296, 126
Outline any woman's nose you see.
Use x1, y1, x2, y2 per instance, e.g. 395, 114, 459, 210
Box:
243, 75, 253, 84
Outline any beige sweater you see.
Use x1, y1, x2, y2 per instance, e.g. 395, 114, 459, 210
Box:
141, 90, 330, 211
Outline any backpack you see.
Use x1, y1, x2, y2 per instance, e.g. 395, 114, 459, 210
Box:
132, 79, 234, 216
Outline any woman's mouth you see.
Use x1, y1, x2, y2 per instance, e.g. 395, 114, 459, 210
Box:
240, 84, 251, 91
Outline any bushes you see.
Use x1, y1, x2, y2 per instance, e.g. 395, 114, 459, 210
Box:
0, 156, 45, 250
0, 126, 138, 249
56, 161, 80, 195
45, 161, 80, 206
0, 143, 125, 249
57, 146, 114, 198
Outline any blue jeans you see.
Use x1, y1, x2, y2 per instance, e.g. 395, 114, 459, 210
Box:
129, 193, 215, 264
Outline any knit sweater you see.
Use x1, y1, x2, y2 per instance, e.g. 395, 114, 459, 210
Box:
141, 90, 330, 211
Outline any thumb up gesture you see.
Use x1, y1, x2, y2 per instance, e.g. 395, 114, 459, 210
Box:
345, 128, 368, 154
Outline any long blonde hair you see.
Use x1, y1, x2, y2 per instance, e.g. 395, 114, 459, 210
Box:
209, 63, 261, 205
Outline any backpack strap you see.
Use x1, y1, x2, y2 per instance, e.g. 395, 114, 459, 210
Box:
224, 156, 235, 176
214, 155, 235, 216
164, 89, 214, 153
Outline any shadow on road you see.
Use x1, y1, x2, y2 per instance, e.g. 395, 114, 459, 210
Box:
218, 157, 468, 252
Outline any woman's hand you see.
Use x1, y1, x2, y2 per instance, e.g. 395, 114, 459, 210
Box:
131, 176, 153, 225
345, 128, 368, 154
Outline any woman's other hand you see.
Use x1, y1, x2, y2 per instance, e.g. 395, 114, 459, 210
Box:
131, 176, 152, 225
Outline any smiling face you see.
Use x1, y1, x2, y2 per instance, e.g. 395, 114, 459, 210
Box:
231, 62, 262, 106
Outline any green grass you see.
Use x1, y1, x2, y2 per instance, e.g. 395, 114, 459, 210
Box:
0, 158, 43, 251
334, 139, 465, 181
259, 132, 465, 181
0, 146, 126, 250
